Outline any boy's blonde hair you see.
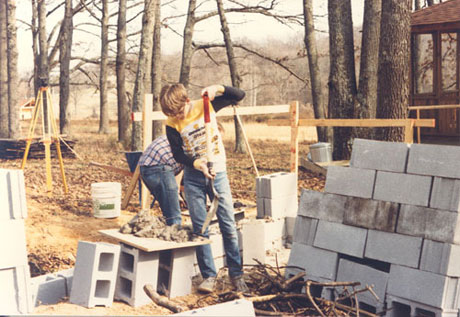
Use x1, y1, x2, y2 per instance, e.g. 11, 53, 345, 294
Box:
160, 84, 188, 117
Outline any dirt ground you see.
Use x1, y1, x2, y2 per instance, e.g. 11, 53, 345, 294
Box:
0, 119, 325, 315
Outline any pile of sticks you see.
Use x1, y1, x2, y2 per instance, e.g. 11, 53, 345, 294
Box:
0, 138, 76, 159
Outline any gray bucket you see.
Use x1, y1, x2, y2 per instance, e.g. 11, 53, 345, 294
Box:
309, 142, 332, 163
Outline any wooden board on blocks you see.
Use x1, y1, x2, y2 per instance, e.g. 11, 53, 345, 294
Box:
299, 157, 349, 176
99, 229, 210, 252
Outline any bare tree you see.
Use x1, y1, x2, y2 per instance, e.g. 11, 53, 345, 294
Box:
303, 0, 329, 142
376, 0, 411, 141
99, 0, 110, 134
151, 0, 162, 139
131, 0, 156, 151
327, 0, 357, 160
0, 0, 8, 138
6, 0, 19, 139
179, 0, 196, 88
59, 0, 73, 135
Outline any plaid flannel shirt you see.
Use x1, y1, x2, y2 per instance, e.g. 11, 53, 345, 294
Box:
138, 135, 183, 175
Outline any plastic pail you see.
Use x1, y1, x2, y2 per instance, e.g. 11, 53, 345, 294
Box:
91, 182, 121, 218
309, 142, 332, 163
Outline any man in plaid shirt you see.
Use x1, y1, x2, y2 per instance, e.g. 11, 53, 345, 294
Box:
138, 135, 183, 226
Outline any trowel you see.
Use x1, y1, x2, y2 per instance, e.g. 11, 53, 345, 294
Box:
201, 92, 220, 234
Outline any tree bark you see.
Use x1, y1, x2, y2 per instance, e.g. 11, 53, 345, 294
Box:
216, 0, 246, 153
6, 0, 19, 139
327, 0, 357, 160
151, 0, 163, 139
303, 0, 329, 143
179, 0, 196, 88
0, 0, 8, 138
37, 0, 49, 83
98, 0, 110, 134
117, 0, 131, 147
376, 0, 411, 141
131, 0, 156, 151
59, 0, 73, 135
31, 0, 39, 95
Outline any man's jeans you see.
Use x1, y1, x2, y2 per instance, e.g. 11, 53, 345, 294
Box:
183, 167, 243, 278
140, 165, 182, 226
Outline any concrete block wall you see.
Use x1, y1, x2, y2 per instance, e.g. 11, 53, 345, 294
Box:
0, 168, 33, 315
287, 139, 460, 316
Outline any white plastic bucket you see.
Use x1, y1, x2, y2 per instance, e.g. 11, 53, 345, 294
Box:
91, 182, 121, 218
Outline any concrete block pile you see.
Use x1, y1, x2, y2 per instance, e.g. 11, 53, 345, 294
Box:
287, 139, 460, 316
0, 169, 33, 315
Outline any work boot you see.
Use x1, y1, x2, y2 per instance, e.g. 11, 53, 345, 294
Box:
198, 276, 216, 293
231, 275, 249, 293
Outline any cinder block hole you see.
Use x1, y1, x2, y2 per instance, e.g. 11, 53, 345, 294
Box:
120, 252, 135, 273
118, 276, 133, 298
94, 280, 111, 298
359, 302, 377, 314
389, 301, 411, 317
340, 254, 390, 273
414, 308, 435, 317
98, 253, 115, 272
157, 250, 172, 296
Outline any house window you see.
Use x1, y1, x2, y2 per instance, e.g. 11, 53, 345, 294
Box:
413, 33, 434, 94
441, 32, 458, 92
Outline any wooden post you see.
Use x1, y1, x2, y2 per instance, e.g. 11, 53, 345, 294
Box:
404, 119, 415, 144
290, 101, 299, 175
416, 109, 421, 143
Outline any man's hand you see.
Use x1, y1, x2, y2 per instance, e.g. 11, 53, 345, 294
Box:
193, 158, 215, 179
201, 85, 224, 101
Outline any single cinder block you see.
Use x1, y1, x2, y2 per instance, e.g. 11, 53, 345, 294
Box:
365, 230, 422, 268
388, 264, 460, 310
420, 240, 460, 277
298, 189, 346, 223
293, 216, 318, 246
373, 171, 432, 206
168, 248, 196, 298
336, 258, 389, 306
31, 274, 67, 306
263, 194, 298, 219
0, 220, 28, 269
386, 294, 458, 317
324, 166, 376, 199
70, 241, 120, 308
343, 197, 399, 232
290, 243, 339, 280
209, 233, 225, 258
261, 172, 297, 199
0, 265, 33, 315
350, 138, 410, 173
242, 220, 267, 265
115, 243, 159, 307
313, 220, 368, 258
407, 143, 460, 178
430, 177, 460, 212
255, 176, 264, 198
0, 169, 27, 220
174, 299, 255, 316
256, 198, 264, 219
397, 204, 460, 244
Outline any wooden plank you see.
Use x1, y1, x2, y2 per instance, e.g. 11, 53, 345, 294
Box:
290, 101, 299, 174
122, 165, 140, 210
409, 104, 460, 110
316, 160, 350, 167
268, 118, 435, 128
99, 229, 210, 252
299, 157, 327, 176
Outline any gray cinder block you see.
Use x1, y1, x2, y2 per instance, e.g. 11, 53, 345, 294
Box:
256, 198, 264, 219
263, 194, 298, 219
293, 216, 318, 246
365, 230, 422, 268
420, 239, 460, 277
336, 258, 389, 307
0, 265, 33, 314
242, 220, 267, 265
388, 264, 460, 310
350, 138, 410, 173
430, 177, 460, 212
313, 220, 368, 258
407, 143, 460, 179
174, 299, 255, 316
0, 169, 27, 221
115, 243, 159, 307
70, 241, 120, 308
0, 219, 28, 270
386, 294, 458, 317
397, 204, 460, 244
287, 243, 339, 280
373, 171, 432, 206
168, 248, 196, 298
31, 274, 67, 306
324, 166, 376, 199
298, 189, 346, 223
343, 197, 399, 232
261, 172, 297, 199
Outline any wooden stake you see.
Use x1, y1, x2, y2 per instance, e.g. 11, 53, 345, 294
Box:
289, 101, 299, 175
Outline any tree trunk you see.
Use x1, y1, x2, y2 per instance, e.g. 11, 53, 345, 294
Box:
32, 0, 39, 95
216, 0, 246, 153
59, 0, 73, 135
6, 0, 19, 139
327, 0, 357, 160
37, 0, 49, 135
179, 0, 196, 88
98, 0, 110, 134
303, 0, 330, 143
353, 0, 381, 139
151, 0, 163, 139
376, 0, 411, 141
117, 0, 131, 147
131, 0, 156, 151
0, 0, 8, 138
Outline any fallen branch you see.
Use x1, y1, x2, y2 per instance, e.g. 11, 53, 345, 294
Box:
143, 284, 185, 313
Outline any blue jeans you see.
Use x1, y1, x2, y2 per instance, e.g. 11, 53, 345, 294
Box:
140, 165, 182, 226
183, 167, 243, 278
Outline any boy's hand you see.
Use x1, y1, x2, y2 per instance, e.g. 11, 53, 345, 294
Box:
193, 159, 215, 179
201, 85, 224, 101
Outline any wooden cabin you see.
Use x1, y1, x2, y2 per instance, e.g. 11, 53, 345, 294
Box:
411, 0, 460, 137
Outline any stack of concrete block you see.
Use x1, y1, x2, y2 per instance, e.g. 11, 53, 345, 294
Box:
287, 139, 460, 316
0, 169, 33, 315
69, 241, 120, 308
